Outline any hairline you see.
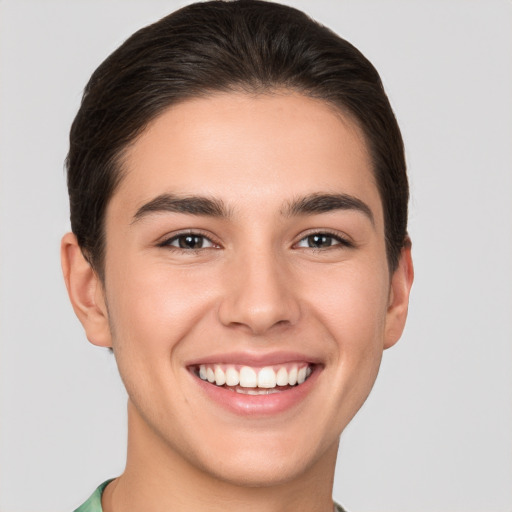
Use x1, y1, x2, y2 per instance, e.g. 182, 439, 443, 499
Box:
87, 87, 388, 282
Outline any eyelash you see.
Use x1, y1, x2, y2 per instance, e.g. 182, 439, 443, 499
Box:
294, 230, 354, 250
157, 230, 353, 252
157, 231, 219, 251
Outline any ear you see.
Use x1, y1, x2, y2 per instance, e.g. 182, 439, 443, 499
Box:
61, 232, 112, 347
384, 239, 414, 349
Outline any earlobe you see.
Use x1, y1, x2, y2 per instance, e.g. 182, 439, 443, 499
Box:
384, 239, 414, 349
61, 232, 112, 348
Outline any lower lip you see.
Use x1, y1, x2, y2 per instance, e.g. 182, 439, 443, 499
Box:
191, 368, 320, 416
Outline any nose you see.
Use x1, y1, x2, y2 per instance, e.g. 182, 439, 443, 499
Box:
218, 248, 301, 336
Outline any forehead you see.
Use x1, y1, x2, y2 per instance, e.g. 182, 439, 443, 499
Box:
113, 91, 382, 226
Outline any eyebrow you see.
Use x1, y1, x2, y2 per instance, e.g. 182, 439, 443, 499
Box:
285, 193, 374, 224
132, 191, 374, 225
132, 194, 230, 222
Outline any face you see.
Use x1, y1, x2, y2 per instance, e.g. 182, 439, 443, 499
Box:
77, 92, 411, 486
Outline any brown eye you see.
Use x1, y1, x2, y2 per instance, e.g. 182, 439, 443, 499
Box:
161, 233, 216, 250
296, 232, 352, 249
178, 235, 205, 249
306, 234, 334, 248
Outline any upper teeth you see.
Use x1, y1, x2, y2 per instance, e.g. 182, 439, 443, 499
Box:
197, 364, 312, 389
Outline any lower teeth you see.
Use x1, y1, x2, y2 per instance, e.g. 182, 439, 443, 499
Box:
234, 387, 281, 395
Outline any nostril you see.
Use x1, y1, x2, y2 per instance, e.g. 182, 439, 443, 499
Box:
225, 317, 292, 336
217, 262, 301, 334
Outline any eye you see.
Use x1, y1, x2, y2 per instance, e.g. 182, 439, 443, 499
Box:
295, 232, 352, 249
159, 233, 217, 250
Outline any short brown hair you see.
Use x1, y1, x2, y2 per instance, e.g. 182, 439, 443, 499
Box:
66, 0, 408, 278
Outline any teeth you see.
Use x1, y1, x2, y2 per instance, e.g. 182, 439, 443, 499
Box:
214, 365, 226, 386
276, 367, 288, 386
242, 388, 259, 395
236, 387, 280, 395
225, 366, 239, 386
239, 366, 257, 387
197, 363, 313, 390
288, 367, 298, 386
257, 366, 276, 388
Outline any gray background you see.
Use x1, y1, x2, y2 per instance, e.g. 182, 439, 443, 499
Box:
1, 1, 511, 511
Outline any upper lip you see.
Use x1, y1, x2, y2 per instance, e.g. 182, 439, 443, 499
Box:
185, 350, 323, 368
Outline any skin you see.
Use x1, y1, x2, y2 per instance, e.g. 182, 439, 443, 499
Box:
62, 91, 413, 512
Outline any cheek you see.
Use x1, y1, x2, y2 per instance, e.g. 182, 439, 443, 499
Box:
294, 262, 390, 427
105, 257, 218, 356
303, 261, 390, 373
309, 262, 389, 329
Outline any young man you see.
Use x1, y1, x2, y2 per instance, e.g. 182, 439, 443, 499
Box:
61, 1, 413, 511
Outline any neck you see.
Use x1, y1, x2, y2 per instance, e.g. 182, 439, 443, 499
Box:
103, 401, 338, 512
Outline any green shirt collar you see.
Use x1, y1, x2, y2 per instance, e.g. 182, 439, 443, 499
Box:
73, 480, 113, 512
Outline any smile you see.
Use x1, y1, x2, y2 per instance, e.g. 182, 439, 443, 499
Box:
193, 363, 314, 394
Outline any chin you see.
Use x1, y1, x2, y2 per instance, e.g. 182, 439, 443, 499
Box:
194, 446, 329, 489
173, 422, 340, 490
